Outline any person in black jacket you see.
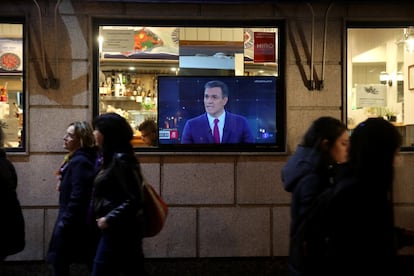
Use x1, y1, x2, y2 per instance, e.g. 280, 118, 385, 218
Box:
91, 112, 146, 276
47, 121, 98, 275
281, 116, 349, 276
319, 117, 402, 276
0, 124, 25, 261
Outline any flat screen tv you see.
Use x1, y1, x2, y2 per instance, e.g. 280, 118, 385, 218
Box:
156, 75, 285, 153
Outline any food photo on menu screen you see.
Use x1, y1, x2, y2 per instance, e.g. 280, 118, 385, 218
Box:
0, 38, 22, 73
157, 75, 278, 148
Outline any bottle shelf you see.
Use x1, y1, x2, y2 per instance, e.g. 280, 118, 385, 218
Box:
100, 95, 137, 101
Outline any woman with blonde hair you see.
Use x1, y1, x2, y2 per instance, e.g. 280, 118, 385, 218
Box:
47, 121, 98, 276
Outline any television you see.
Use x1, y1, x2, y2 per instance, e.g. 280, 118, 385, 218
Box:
156, 75, 285, 153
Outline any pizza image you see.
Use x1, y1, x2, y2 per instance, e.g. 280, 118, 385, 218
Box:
0, 52, 21, 71
134, 28, 163, 51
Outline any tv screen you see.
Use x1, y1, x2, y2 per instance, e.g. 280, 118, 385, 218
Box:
157, 75, 284, 152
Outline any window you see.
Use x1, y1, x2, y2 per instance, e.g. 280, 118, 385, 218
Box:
93, 20, 285, 153
347, 24, 414, 149
0, 19, 25, 152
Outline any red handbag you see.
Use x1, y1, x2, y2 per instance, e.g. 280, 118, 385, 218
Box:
142, 181, 168, 237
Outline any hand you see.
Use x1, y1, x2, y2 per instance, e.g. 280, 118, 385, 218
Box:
96, 217, 108, 229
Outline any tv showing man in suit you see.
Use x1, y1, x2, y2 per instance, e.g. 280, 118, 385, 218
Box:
181, 80, 254, 144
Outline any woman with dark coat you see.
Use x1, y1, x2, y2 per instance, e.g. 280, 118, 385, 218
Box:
91, 112, 146, 276
281, 116, 349, 276
47, 121, 98, 275
320, 117, 402, 276
0, 125, 25, 260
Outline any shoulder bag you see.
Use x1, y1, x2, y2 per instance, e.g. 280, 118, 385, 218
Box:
142, 180, 168, 237
111, 154, 168, 238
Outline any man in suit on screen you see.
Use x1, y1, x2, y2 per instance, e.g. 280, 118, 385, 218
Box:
181, 80, 254, 144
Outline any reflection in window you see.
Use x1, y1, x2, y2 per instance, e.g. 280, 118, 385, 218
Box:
347, 26, 414, 149
0, 21, 24, 151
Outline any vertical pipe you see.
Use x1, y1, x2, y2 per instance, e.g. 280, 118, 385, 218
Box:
33, 0, 49, 88
53, 0, 62, 87
321, 2, 334, 90
306, 3, 315, 90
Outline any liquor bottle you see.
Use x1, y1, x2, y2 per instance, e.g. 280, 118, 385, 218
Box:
0, 85, 8, 102
110, 71, 116, 96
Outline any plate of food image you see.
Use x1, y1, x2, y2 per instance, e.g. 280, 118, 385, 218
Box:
0, 52, 21, 71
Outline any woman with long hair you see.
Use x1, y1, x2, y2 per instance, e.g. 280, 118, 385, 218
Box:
281, 116, 349, 276
91, 112, 147, 276
323, 117, 402, 275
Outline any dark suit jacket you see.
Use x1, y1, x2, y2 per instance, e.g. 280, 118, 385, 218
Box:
181, 112, 254, 144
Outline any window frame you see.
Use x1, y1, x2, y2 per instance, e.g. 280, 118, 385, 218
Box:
346, 21, 414, 151
92, 18, 286, 154
1, 17, 27, 154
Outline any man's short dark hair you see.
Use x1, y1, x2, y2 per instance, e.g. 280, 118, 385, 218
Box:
138, 119, 157, 133
204, 80, 229, 98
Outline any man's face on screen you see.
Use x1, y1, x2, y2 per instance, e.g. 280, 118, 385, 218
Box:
204, 87, 228, 117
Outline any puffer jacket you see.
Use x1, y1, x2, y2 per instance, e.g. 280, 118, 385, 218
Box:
282, 146, 327, 236
282, 146, 344, 276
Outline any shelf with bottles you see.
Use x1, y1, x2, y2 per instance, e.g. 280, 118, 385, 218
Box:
100, 95, 137, 101
100, 94, 157, 103
99, 70, 157, 99
0, 78, 23, 123
100, 93, 156, 113
0, 83, 23, 148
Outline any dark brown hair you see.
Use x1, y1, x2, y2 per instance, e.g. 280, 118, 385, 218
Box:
93, 112, 134, 167
349, 117, 402, 184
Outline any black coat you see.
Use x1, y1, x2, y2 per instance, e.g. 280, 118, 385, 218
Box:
282, 146, 339, 237
93, 153, 145, 263
47, 147, 97, 264
319, 169, 397, 276
93, 153, 144, 230
291, 164, 398, 276
0, 148, 25, 260
281, 146, 343, 276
